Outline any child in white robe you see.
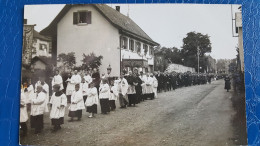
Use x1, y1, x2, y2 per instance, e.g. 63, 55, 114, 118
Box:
49, 84, 67, 132
85, 82, 99, 118
109, 80, 118, 111
68, 84, 85, 121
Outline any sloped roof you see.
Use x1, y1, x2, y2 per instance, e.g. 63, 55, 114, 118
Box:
33, 30, 51, 41
40, 4, 159, 46
31, 56, 52, 65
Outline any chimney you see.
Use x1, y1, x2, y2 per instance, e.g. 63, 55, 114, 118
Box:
116, 6, 120, 12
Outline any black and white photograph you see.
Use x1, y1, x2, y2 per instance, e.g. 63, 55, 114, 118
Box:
20, 4, 247, 145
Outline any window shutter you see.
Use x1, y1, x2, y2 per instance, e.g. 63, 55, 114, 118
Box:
73, 12, 78, 24
86, 11, 91, 24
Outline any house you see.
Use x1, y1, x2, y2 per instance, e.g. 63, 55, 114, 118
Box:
40, 4, 159, 76
32, 30, 52, 58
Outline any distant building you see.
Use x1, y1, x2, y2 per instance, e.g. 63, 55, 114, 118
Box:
235, 10, 244, 72
40, 4, 159, 76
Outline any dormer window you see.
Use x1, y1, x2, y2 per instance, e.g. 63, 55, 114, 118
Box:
73, 11, 91, 25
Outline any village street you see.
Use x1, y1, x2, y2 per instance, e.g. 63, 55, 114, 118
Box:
20, 80, 243, 146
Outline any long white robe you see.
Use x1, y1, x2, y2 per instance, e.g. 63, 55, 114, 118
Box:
83, 75, 92, 84
146, 76, 154, 94
152, 77, 158, 98
49, 93, 67, 119
82, 82, 89, 96
118, 78, 128, 96
140, 75, 148, 94
69, 90, 85, 111
85, 87, 99, 107
99, 83, 110, 99
25, 84, 34, 104
30, 92, 46, 116
109, 85, 118, 101
35, 81, 49, 113
20, 90, 28, 123
52, 75, 64, 90
66, 78, 75, 96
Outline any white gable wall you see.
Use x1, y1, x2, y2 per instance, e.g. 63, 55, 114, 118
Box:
57, 5, 120, 76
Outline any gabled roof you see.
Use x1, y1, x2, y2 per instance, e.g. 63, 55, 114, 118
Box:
31, 56, 52, 65
33, 30, 51, 41
40, 4, 159, 46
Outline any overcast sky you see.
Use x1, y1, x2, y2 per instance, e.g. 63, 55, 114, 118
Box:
24, 4, 241, 60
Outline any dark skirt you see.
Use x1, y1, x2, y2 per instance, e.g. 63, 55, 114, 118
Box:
51, 117, 64, 125
68, 110, 82, 118
109, 100, 116, 110
128, 94, 136, 105
100, 99, 110, 114
87, 104, 97, 114
30, 115, 44, 130
83, 95, 88, 103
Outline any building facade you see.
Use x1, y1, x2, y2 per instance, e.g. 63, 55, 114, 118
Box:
40, 4, 159, 76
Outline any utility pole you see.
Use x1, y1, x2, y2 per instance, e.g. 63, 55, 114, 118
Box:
197, 46, 200, 73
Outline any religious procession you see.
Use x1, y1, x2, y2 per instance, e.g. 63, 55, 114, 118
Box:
19, 63, 217, 137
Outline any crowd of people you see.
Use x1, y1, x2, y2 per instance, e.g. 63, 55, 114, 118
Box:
20, 67, 215, 136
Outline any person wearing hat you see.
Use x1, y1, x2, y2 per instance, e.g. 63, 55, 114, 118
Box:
85, 82, 98, 118
30, 85, 46, 134
49, 84, 67, 132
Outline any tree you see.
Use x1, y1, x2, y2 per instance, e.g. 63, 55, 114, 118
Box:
57, 52, 76, 71
181, 32, 212, 72
81, 53, 103, 70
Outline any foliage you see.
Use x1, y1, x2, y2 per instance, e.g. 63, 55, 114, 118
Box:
81, 52, 103, 70
181, 32, 212, 72
57, 52, 76, 71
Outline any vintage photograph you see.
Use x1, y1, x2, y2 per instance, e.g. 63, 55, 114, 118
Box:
20, 4, 247, 145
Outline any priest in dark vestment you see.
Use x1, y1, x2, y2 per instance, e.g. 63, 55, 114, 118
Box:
91, 68, 101, 95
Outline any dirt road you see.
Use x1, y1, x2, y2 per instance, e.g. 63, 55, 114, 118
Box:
21, 80, 244, 146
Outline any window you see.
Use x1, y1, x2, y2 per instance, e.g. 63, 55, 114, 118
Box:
120, 36, 128, 49
143, 44, 148, 55
129, 40, 134, 51
149, 46, 154, 55
136, 42, 141, 53
39, 44, 47, 51
73, 11, 91, 25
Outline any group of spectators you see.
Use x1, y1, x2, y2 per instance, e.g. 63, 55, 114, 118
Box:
155, 72, 214, 93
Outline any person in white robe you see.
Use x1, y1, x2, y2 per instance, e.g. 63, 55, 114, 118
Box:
70, 70, 82, 89
52, 70, 64, 90
151, 74, 158, 98
83, 70, 92, 85
146, 73, 154, 99
82, 78, 89, 103
85, 82, 98, 118
99, 78, 111, 114
68, 84, 85, 121
30, 85, 46, 134
20, 87, 28, 136
140, 72, 148, 100
118, 75, 129, 108
109, 80, 118, 111
65, 72, 74, 103
24, 79, 34, 109
49, 84, 67, 132
35, 77, 49, 113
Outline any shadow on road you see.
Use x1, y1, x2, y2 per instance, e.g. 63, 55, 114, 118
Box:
230, 90, 248, 145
